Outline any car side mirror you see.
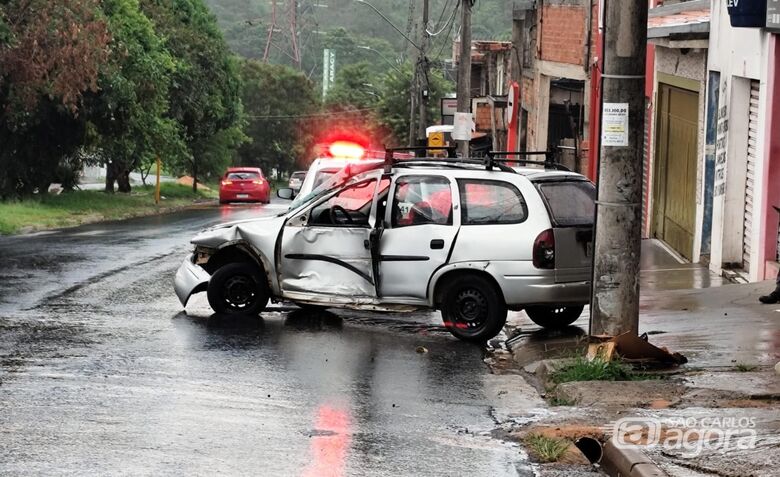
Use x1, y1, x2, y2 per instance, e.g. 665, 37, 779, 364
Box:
277, 188, 295, 200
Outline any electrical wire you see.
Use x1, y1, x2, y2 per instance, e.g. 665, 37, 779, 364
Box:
431, 0, 459, 61
245, 107, 379, 120
426, 0, 458, 37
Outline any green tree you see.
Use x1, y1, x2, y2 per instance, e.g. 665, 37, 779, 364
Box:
376, 63, 453, 145
140, 0, 246, 191
86, 0, 185, 193
238, 60, 318, 176
325, 62, 380, 110
0, 0, 110, 198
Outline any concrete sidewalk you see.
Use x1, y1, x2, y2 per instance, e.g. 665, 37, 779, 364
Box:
500, 239, 780, 477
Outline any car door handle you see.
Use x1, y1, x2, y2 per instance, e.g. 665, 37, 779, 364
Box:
430, 239, 445, 250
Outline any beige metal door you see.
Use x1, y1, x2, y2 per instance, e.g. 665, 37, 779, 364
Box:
743, 80, 760, 272
653, 84, 699, 260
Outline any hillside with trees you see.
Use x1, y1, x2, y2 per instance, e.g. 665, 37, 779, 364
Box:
202, 0, 510, 165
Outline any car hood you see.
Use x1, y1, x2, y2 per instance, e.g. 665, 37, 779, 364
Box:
191, 215, 286, 250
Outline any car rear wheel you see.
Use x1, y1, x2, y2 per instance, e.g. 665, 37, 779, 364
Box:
440, 275, 507, 343
524, 305, 584, 329
207, 263, 269, 315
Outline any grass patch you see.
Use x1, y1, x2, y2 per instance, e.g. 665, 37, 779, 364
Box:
550, 357, 660, 384
0, 183, 215, 235
735, 363, 758, 372
524, 433, 571, 463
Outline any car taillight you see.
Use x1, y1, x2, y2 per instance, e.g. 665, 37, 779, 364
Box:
252, 180, 264, 185
533, 229, 555, 269
221, 180, 232, 186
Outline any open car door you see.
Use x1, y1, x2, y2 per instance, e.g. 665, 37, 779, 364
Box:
278, 172, 383, 301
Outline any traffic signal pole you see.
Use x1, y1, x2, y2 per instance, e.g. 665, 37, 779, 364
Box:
590, 0, 648, 336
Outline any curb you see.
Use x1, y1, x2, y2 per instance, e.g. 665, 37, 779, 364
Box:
601, 440, 667, 477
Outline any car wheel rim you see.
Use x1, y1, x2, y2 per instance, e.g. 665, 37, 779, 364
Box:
453, 289, 488, 330
223, 275, 256, 310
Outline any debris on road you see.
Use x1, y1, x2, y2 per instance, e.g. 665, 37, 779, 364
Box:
588, 332, 687, 365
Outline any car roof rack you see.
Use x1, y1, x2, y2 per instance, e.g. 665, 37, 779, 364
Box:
381, 147, 570, 173
487, 151, 571, 172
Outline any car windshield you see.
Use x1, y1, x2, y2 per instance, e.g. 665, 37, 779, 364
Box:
285, 161, 381, 215
312, 169, 339, 188
227, 172, 260, 180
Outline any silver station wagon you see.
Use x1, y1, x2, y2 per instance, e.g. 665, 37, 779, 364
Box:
174, 155, 596, 342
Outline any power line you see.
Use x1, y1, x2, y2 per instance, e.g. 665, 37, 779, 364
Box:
431, 0, 459, 61
246, 107, 378, 120
427, 0, 458, 37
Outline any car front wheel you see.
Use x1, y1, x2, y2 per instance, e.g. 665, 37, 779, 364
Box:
524, 305, 584, 329
440, 275, 507, 343
207, 263, 269, 315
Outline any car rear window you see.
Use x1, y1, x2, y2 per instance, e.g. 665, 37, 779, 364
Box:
227, 172, 260, 180
457, 179, 527, 225
537, 180, 596, 227
291, 172, 306, 180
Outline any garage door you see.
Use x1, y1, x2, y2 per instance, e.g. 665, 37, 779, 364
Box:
743, 80, 760, 272
653, 84, 699, 260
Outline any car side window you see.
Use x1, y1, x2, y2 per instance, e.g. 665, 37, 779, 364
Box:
391, 176, 453, 227
309, 179, 377, 227
457, 179, 528, 225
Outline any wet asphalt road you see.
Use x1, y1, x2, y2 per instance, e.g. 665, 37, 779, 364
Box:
0, 203, 534, 476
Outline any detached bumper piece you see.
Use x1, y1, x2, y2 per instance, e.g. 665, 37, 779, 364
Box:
174, 254, 211, 306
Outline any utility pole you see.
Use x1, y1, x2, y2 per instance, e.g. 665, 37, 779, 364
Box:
416, 0, 430, 148
590, 0, 648, 336
456, 0, 473, 157
408, 73, 417, 146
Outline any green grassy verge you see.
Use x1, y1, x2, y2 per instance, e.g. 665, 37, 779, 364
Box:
0, 183, 216, 235
524, 434, 571, 463
550, 357, 661, 384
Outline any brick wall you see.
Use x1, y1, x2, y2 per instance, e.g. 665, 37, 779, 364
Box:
539, 5, 586, 65
475, 103, 493, 131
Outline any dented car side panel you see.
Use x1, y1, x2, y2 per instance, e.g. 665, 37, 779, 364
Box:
278, 225, 376, 297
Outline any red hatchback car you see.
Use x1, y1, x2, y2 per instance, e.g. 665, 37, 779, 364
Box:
219, 167, 271, 204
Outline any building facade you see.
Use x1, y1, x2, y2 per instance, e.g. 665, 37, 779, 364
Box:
705, 0, 780, 282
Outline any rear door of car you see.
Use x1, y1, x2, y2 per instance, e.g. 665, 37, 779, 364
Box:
534, 178, 596, 283
376, 174, 458, 299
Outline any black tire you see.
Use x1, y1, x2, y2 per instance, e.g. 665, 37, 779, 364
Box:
524, 305, 584, 329
440, 275, 507, 343
207, 262, 269, 315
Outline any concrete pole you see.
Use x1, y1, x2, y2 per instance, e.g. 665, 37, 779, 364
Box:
590, 0, 648, 336
417, 0, 430, 147
408, 69, 417, 147
456, 0, 472, 157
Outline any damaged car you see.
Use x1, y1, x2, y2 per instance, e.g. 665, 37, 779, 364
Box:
174, 156, 595, 342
